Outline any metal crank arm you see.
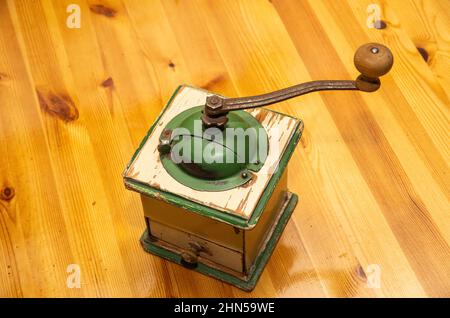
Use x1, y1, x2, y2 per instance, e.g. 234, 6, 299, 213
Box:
202, 43, 393, 128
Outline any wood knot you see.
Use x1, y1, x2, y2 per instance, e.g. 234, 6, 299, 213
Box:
37, 89, 79, 122
416, 47, 429, 62
90, 4, 117, 17
168, 61, 175, 69
200, 74, 225, 90
101, 77, 114, 88
1, 187, 15, 201
374, 20, 387, 29
355, 264, 367, 282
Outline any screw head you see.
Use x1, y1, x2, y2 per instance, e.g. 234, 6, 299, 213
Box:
371, 47, 380, 54
158, 129, 172, 154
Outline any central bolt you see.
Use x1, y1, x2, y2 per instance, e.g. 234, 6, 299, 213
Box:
209, 95, 220, 105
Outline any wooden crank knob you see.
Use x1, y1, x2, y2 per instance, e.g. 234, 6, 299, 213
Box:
354, 43, 393, 92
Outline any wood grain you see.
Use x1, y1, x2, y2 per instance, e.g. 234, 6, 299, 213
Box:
0, 0, 448, 297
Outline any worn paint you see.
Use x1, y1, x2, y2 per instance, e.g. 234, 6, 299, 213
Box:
123, 85, 302, 221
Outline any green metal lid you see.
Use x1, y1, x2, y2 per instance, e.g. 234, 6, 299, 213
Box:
158, 106, 268, 191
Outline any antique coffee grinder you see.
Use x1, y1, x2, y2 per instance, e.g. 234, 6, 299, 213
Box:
123, 43, 393, 290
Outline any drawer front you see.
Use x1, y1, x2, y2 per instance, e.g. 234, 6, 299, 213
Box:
150, 221, 244, 273
141, 195, 243, 251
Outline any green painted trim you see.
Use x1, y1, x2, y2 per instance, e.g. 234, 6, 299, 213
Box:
246, 121, 303, 228
123, 85, 304, 229
125, 179, 249, 227
140, 193, 298, 291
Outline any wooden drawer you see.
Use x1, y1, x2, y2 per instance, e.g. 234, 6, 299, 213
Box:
150, 221, 244, 273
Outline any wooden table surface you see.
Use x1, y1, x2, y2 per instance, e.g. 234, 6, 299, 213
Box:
0, 0, 449, 298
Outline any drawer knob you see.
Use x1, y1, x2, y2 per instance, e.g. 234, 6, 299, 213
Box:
180, 250, 198, 269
